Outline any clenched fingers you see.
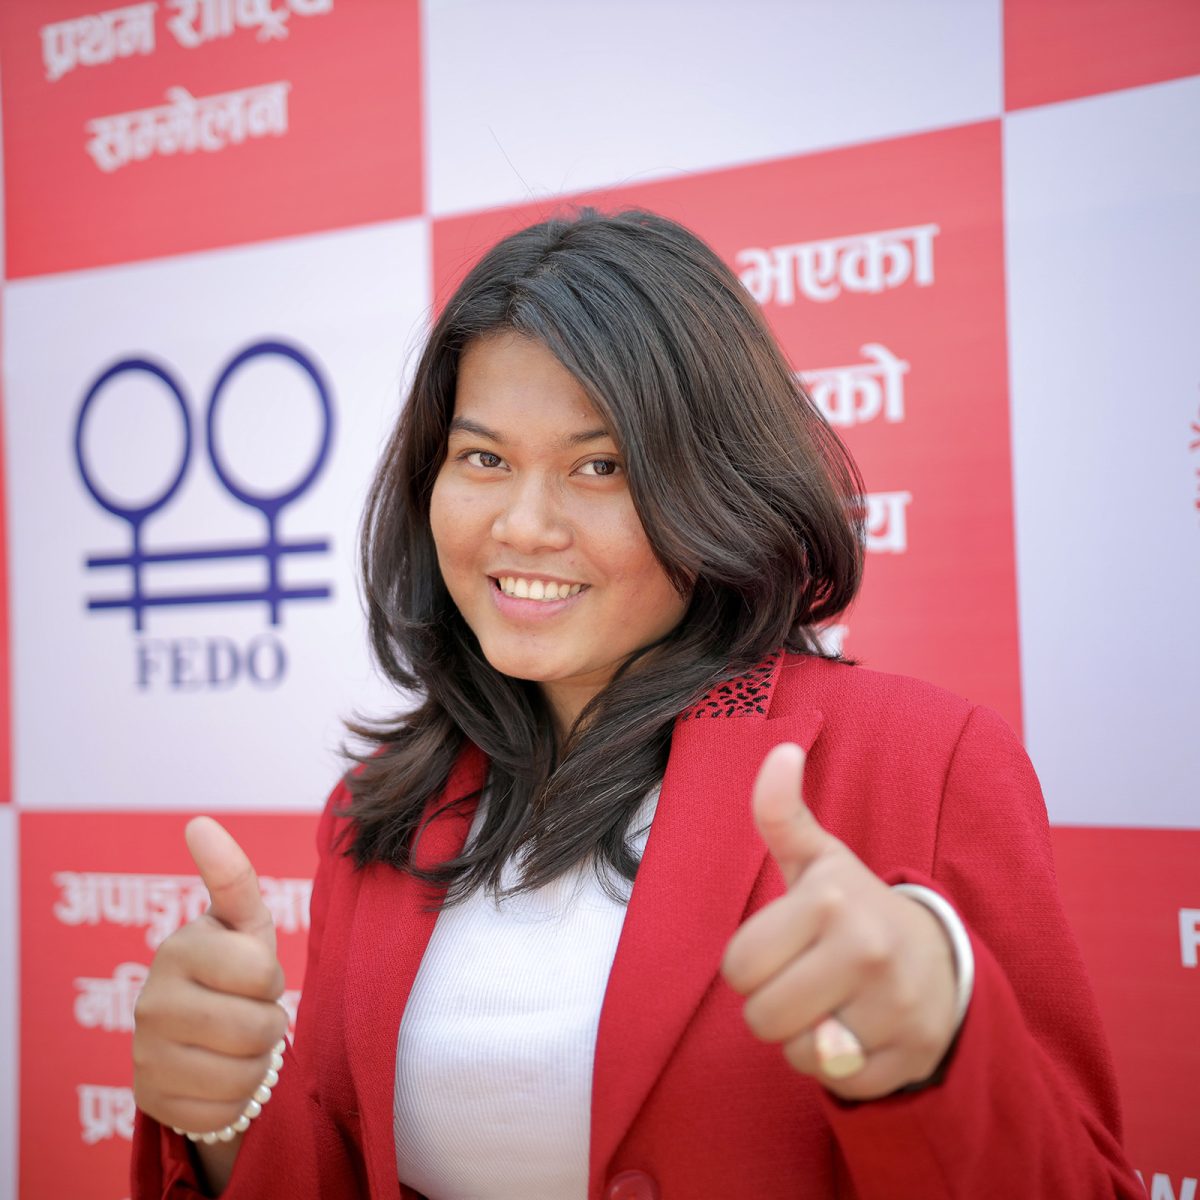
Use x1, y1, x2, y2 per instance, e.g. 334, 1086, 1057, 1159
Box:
136, 1040, 277, 1106
136, 981, 287, 1058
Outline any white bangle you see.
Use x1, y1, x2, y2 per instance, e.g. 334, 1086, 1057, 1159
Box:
172, 1039, 286, 1145
891, 883, 975, 1030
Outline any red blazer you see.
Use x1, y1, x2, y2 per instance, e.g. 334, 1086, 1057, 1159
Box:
133, 653, 1144, 1199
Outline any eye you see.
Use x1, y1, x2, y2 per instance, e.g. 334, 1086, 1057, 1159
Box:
577, 458, 621, 477
463, 450, 505, 469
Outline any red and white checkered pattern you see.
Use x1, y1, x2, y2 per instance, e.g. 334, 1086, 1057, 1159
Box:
0, 1, 1196, 1196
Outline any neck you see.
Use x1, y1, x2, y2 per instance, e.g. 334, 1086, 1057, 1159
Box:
539, 680, 598, 748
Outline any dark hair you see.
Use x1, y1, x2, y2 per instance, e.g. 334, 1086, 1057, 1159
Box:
342, 207, 864, 902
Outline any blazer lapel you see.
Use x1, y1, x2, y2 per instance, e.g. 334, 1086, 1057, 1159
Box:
589, 656, 824, 1190
344, 743, 487, 1200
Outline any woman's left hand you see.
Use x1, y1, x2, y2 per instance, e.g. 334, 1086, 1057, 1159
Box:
720, 742, 960, 1102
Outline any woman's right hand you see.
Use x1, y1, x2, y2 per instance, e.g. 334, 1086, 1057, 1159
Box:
132, 817, 289, 1189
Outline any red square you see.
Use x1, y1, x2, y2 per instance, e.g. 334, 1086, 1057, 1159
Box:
433, 121, 1021, 734
1, 0, 422, 278
1005, 0, 1200, 111
19, 809, 318, 1199
1051, 825, 1200, 1183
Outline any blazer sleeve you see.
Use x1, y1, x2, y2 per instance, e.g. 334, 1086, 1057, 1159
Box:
818, 704, 1145, 1199
130, 785, 364, 1198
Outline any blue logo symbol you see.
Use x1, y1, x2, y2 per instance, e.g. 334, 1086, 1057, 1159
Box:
75, 340, 335, 633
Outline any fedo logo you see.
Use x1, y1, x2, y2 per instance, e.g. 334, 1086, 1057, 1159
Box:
74, 339, 334, 691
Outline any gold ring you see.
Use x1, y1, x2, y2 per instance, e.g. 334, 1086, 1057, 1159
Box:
814, 1015, 866, 1080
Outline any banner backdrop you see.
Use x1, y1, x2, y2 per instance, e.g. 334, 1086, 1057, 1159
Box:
0, 1, 1197, 1197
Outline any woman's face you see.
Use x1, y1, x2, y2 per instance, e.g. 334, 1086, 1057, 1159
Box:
429, 332, 689, 734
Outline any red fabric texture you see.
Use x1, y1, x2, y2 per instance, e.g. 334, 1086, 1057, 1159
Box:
131, 653, 1144, 1198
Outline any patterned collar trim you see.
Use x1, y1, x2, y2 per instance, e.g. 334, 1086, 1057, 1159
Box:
678, 651, 783, 721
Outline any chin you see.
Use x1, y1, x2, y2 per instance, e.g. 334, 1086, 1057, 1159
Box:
478, 642, 567, 684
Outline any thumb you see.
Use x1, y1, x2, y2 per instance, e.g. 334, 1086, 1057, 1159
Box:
185, 816, 276, 953
752, 742, 835, 887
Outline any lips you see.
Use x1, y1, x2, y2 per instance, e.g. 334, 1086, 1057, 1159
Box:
488, 575, 589, 618
492, 574, 587, 601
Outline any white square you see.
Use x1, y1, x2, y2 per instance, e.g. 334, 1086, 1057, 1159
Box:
426, 0, 1002, 215
1004, 76, 1200, 826
4, 220, 431, 810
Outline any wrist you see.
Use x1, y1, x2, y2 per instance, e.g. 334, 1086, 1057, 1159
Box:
887, 882, 974, 1093
188, 1133, 244, 1197
890, 882, 974, 1031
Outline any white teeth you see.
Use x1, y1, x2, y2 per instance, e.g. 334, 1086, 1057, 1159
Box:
497, 577, 584, 602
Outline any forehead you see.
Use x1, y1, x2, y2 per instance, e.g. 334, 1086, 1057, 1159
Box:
453, 333, 609, 433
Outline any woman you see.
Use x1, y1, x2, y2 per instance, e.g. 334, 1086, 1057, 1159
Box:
131, 209, 1143, 1198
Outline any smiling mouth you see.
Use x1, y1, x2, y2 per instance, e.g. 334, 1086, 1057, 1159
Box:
490, 576, 588, 602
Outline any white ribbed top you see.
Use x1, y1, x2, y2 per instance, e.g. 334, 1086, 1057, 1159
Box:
393, 787, 660, 1200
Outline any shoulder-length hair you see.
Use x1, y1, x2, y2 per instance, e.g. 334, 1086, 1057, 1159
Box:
342, 207, 864, 901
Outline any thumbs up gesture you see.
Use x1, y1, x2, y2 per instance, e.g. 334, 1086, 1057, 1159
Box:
132, 817, 289, 1143
721, 744, 959, 1101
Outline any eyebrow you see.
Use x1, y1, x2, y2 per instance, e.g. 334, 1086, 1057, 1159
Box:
448, 417, 614, 447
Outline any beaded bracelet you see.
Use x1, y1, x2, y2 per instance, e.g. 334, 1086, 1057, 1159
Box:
172, 1038, 286, 1145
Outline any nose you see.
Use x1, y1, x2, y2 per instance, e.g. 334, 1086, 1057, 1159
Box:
491, 473, 572, 554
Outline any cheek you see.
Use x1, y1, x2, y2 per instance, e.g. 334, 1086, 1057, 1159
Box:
645, 569, 690, 628
429, 476, 476, 565
599, 509, 686, 615
432, 475, 496, 592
